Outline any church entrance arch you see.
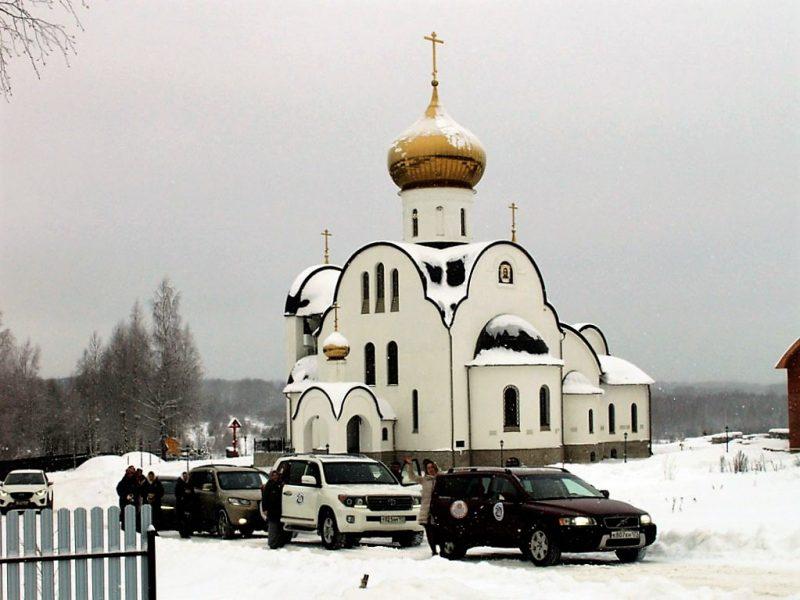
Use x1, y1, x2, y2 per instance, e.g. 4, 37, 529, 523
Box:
303, 416, 330, 453
346, 415, 373, 454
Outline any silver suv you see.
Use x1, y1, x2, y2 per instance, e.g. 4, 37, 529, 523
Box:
272, 454, 423, 550
0, 470, 53, 513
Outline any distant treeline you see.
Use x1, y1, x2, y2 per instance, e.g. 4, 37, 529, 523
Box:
651, 382, 787, 441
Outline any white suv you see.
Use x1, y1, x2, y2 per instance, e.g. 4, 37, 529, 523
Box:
272, 454, 423, 550
0, 469, 53, 513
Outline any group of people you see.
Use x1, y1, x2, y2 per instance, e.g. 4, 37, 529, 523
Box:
115, 465, 165, 527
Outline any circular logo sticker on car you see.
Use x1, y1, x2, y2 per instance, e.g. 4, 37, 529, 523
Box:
493, 502, 504, 522
449, 500, 468, 519
296, 493, 304, 504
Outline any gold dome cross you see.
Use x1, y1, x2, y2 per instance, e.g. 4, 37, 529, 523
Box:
509, 202, 518, 243
424, 31, 444, 85
321, 228, 332, 264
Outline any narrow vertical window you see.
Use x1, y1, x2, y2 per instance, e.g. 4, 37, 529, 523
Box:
460, 208, 467, 236
539, 385, 550, 429
503, 386, 519, 430
387, 341, 398, 385
412, 390, 419, 433
631, 403, 638, 433
608, 404, 616, 434
412, 209, 419, 237
436, 206, 444, 236
382, 427, 389, 442
364, 343, 375, 385
361, 272, 370, 314
375, 263, 385, 313
390, 269, 399, 312
588, 409, 594, 434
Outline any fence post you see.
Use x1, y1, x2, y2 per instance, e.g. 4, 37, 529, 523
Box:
57, 509, 72, 600
74, 508, 88, 600
40, 509, 55, 600
123, 506, 137, 600
0, 509, 3, 600
5, 510, 20, 600
22, 511, 36, 600
139, 506, 152, 600
91, 507, 105, 600
107, 507, 121, 600
146, 530, 157, 600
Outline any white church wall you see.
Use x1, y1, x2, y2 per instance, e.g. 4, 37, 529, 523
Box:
291, 390, 341, 453
337, 390, 383, 453
468, 365, 563, 451
450, 243, 562, 449
599, 384, 650, 444
316, 244, 453, 453
400, 187, 475, 244
284, 316, 307, 376
562, 328, 602, 384
580, 326, 610, 356
563, 394, 603, 445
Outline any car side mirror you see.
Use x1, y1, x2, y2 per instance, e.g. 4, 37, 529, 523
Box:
600, 490, 610, 499
301, 475, 318, 486
48, 481, 53, 487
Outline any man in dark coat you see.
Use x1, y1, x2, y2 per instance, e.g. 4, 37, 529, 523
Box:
262, 470, 286, 549
174, 471, 193, 538
116, 466, 139, 527
142, 471, 164, 527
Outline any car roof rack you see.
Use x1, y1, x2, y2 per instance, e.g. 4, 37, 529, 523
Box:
446, 465, 571, 474
278, 452, 371, 459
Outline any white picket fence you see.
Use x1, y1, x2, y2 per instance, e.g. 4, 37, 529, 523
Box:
0, 505, 156, 600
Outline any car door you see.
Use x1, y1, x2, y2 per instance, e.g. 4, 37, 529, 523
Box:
485, 475, 525, 547
280, 461, 319, 527
192, 470, 216, 527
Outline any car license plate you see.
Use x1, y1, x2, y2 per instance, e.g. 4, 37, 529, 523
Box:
381, 516, 405, 525
610, 530, 639, 539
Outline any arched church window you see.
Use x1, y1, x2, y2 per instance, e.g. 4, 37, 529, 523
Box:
412, 209, 419, 237
387, 341, 399, 385
610, 448, 618, 459
588, 409, 594, 434
382, 427, 389, 442
364, 343, 375, 385
608, 403, 616, 434
590, 451, 596, 462
498, 262, 513, 284
631, 403, 638, 433
390, 269, 399, 312
361, 272, 370, 314
436, 205, 444, 236
412, 390, 419, 433
503, 386, 519, 431
460, 208, 466, 236
539, 386, 550, 429
375, 264, 385, 313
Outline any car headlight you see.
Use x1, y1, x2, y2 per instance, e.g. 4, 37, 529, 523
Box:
0, 489, 8, 497
36, 489, 48, 497
227, 497, 251, 506
337, 495, 366, 507
640, 514, 652, 525
412, 496, 421, 506
558, 516, 597, 526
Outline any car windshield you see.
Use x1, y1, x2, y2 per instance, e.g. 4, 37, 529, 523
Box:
517, 474, 604, 500
161, 480, 176, 494
322, 462, 397, 485
217, 472, 262, 490
4, 472, 45, 485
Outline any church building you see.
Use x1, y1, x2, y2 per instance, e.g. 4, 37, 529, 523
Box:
279, 34, 653, 468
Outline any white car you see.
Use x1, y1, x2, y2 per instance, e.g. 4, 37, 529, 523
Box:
272, 454, 423, 549
0, 469, 53, 513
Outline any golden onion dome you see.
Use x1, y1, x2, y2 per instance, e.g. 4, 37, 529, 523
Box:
388, 85, 486, 191
322, 331, 350, 361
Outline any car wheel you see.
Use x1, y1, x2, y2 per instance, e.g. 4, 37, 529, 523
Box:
320, 510, 346, 550
395, 531, 424, 548
616, 548, 647, 563
217, 510, 235, 539
528, 526, 561, 567
439, 538, 467, 560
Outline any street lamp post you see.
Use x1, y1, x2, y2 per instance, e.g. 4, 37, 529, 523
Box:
725, 426, 729, 453
500, 440, 505, 467
623, 432, 628, 463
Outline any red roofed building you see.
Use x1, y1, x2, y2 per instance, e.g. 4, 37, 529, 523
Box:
775, 338, 800, 451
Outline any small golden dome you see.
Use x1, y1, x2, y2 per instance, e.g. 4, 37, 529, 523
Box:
388, 86, 486, 191
322, 331, 350, 361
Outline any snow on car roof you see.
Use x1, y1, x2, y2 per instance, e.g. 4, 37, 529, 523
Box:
599, 355, 654, 385
5, 469, 45, 474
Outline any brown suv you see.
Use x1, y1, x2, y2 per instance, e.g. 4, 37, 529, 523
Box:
185, 465, 267, 538
429, 467, 656, 566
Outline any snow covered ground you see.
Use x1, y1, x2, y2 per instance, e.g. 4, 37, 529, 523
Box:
6, 436, 800, 599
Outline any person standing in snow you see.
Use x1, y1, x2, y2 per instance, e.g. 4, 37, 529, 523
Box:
116, 466, 139, 527
142, 471, 164, 527
404, 457, 440, 555
262, 469, 287, 549
175, 471, 193, 538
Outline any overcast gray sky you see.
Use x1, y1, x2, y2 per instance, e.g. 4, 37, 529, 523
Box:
1, 1, 797, 384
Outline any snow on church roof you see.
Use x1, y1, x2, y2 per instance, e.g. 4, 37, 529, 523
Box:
285, 265, 341, 316
394, 241, 492, 325
468, 314, 562, 366
284, 380, 397, 421
288, 355, 318, 384
563, 371, 604, 395
468, 348, 563, 367
598, 355, 654, 385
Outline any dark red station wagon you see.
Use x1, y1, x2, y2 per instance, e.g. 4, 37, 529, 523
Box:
429, 467, 657, 566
